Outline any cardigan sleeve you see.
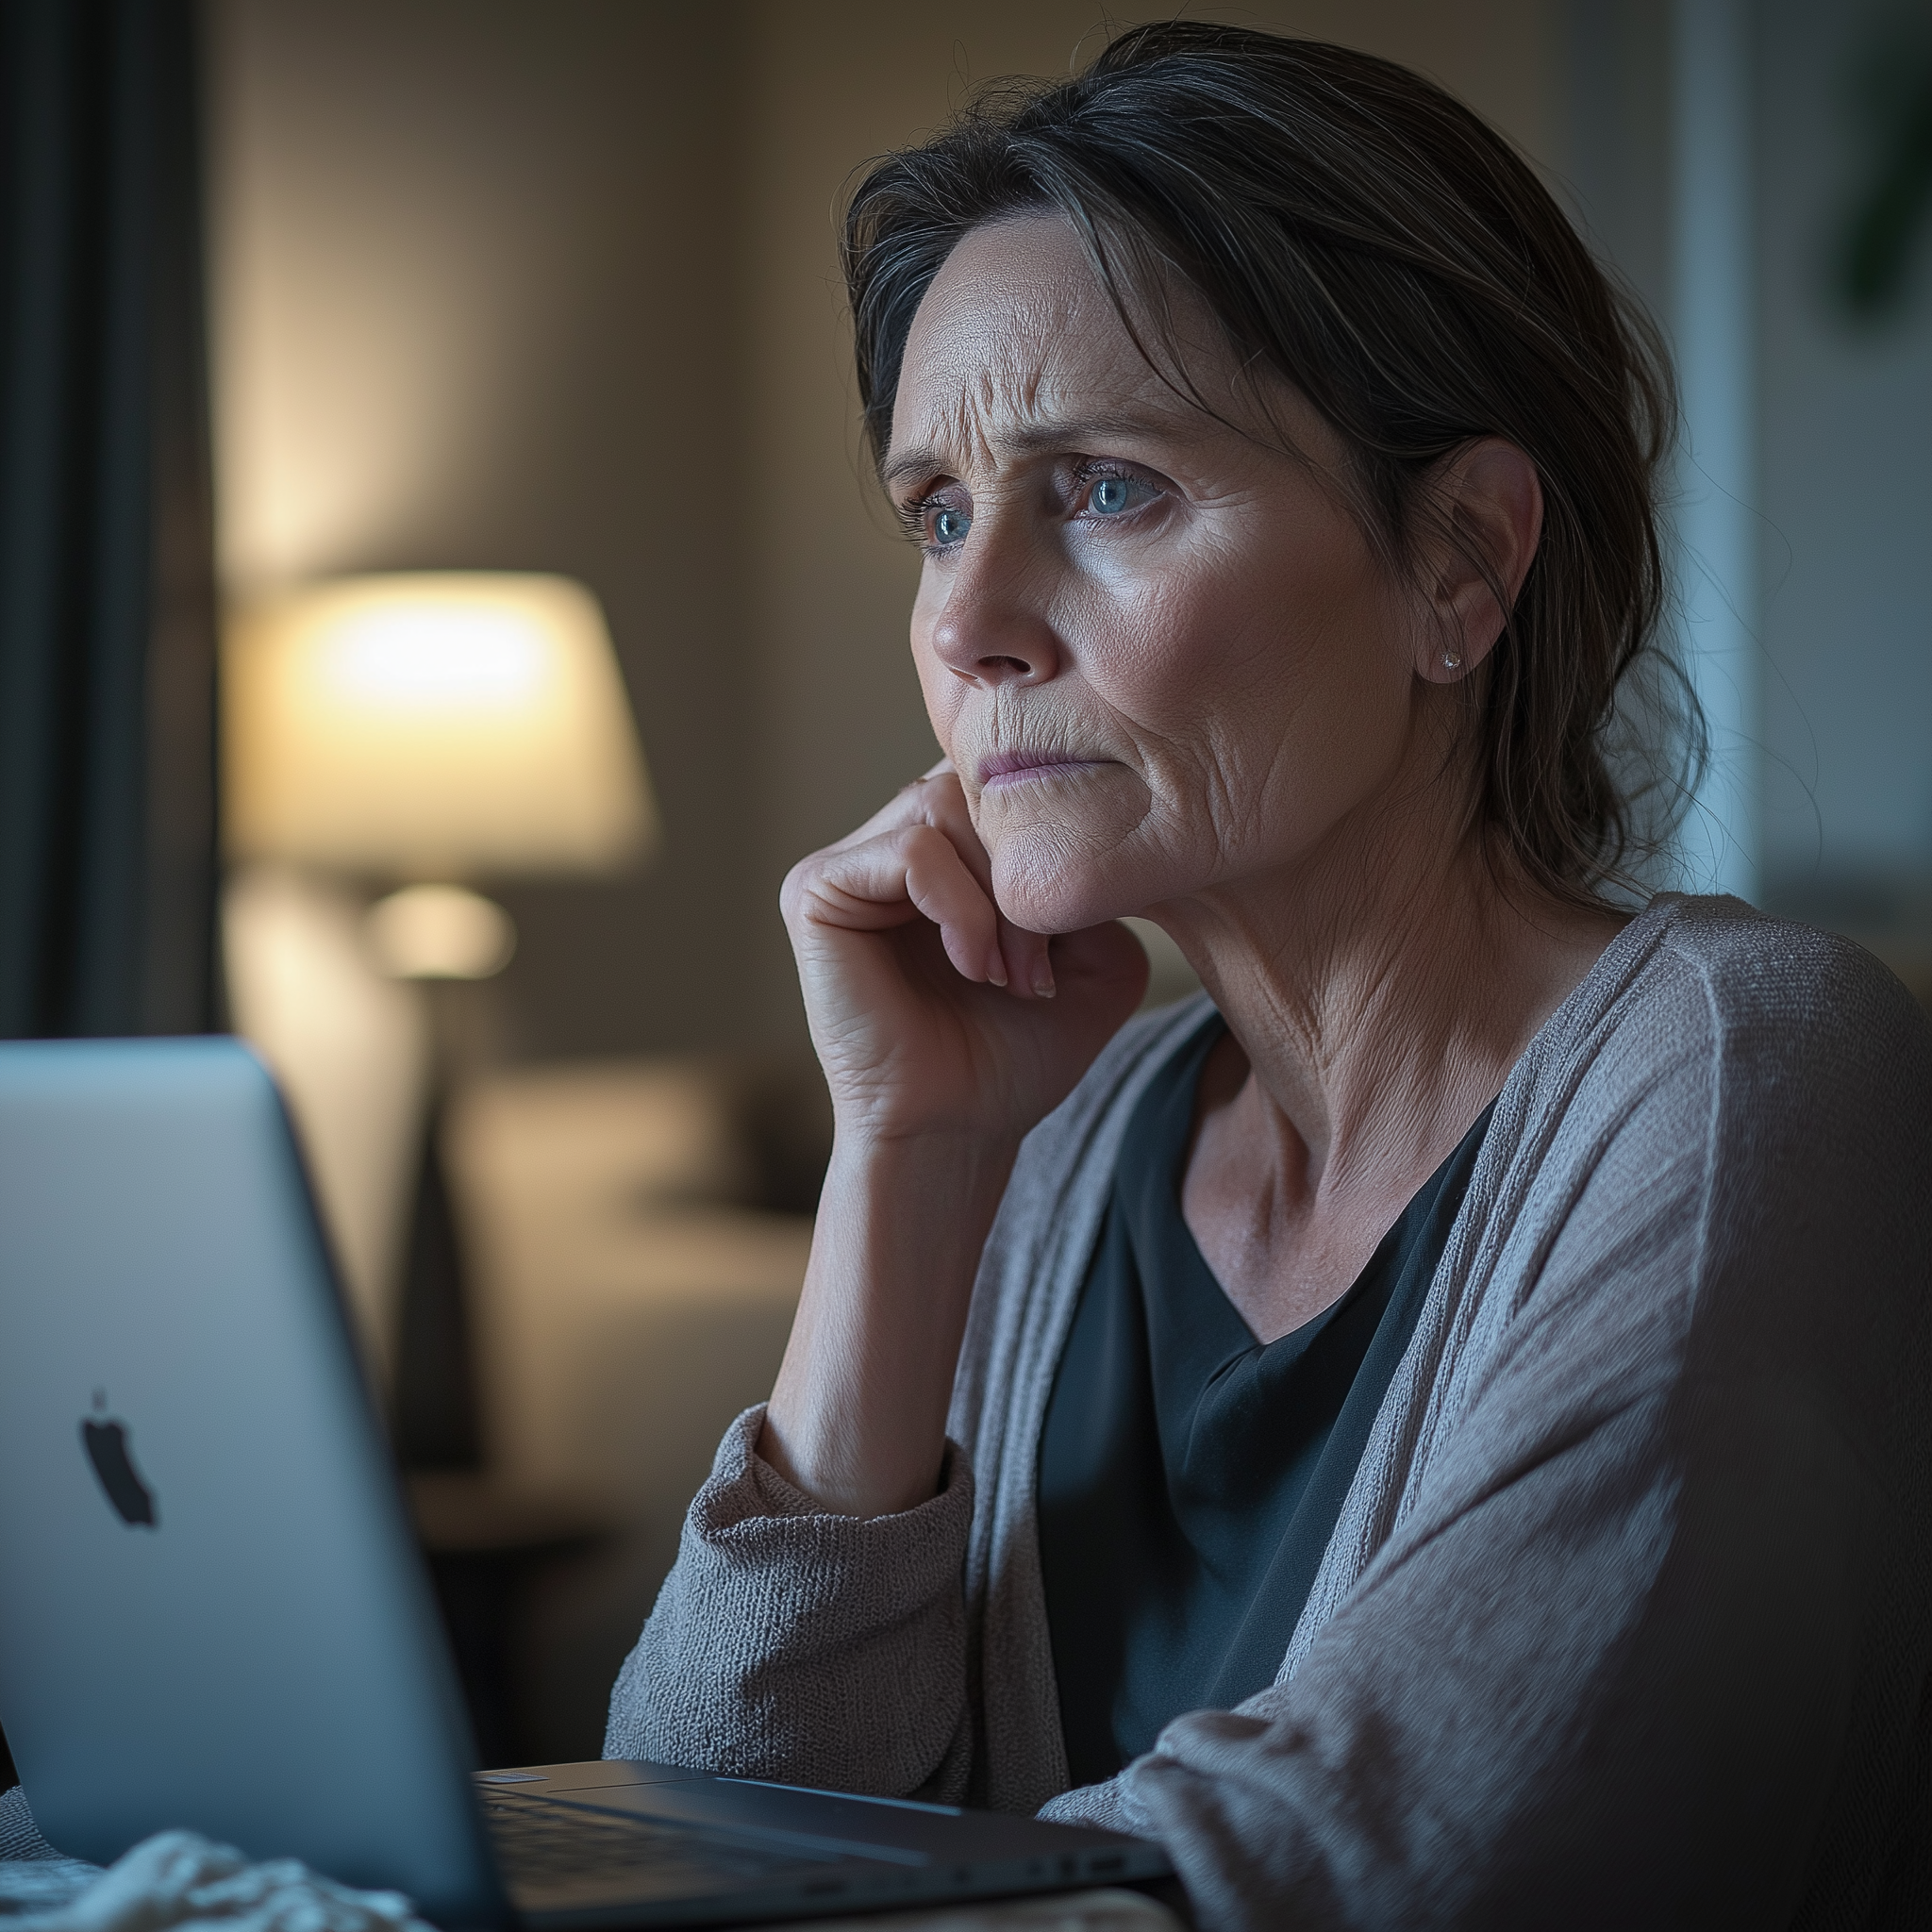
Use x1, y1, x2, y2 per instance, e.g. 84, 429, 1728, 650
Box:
599, 999, 1207, 1807
603, 1405, 976, 1797
1044, 932, 1932, 1929
0, 1786, 64, 1861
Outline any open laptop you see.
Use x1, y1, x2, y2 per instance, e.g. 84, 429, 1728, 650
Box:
0, 1039, 1171, 1927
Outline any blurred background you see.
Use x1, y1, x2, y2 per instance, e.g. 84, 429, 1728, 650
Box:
2, 0, 1928, 1773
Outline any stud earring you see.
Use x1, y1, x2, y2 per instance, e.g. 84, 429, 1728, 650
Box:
1441, 649, 1463, 672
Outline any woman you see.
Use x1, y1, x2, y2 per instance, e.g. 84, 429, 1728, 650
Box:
608, 25, 1932, 1927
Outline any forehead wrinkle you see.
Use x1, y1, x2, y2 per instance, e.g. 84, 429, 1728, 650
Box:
889, 346, 1193, 481
891, 259, 1161, 478
906, 315, 1061, 464
893, 212, 1235, 455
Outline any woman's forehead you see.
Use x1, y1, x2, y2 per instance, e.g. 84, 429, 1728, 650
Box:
889, 218, 1189, 467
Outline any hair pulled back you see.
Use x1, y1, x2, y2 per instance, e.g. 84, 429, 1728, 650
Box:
842, 21, 1695, 904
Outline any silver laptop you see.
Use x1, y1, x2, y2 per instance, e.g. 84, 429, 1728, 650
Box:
0, 1039, 1170, 1926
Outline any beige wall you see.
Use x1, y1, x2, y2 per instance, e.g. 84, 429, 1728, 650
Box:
208, 0, 758, 1058
210, 1, 1560, 1058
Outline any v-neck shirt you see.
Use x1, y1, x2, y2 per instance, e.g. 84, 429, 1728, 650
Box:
1036, 1010, 1493, 1788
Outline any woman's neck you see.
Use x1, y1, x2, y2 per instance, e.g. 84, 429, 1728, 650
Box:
1150, 790, 1626, 1340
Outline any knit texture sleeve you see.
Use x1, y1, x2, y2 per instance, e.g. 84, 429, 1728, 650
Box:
604, 1404, 975, 1796
0, 1786, 62, 1861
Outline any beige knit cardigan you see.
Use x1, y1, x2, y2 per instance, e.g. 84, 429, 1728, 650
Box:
608, 895, 1932, 1930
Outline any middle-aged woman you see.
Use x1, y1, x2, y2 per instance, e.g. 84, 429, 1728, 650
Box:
609, 24, 1932, 1928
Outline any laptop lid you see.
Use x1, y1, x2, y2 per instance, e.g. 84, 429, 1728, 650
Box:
0, 1039, 504, 1929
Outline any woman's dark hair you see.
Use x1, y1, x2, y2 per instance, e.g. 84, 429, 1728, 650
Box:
842, 22, 1697, 905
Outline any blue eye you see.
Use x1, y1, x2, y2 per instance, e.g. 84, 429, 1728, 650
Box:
932, 507, 971, 545
1089, 475, 1141, 516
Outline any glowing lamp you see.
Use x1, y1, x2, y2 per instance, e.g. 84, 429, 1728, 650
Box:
224, 573, 656, 887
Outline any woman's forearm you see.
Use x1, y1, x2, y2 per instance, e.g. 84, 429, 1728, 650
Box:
759, 1127, 1021, 1517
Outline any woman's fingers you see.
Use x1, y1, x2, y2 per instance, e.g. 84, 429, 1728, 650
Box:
788, 823, 1008, 987
891, 769, 1056, 996
998, 921, 1056, 999
797, 766, 1057, 998
904, 827, 1008, 986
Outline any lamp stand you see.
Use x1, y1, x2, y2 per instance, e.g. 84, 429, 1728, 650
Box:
390, 975, 501, 1471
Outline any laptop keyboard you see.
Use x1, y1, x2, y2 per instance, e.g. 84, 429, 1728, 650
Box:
481, 1790, 840, 1890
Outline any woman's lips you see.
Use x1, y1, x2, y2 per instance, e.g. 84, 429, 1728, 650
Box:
977, 752, 1108, 791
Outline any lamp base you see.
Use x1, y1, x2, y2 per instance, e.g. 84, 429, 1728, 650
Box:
366, 883, 516, 980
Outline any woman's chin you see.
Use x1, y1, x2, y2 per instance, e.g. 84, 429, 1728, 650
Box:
975, 773, 1163, 927
989, 841, 1174, 938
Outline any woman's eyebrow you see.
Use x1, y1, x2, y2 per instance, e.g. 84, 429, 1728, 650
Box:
881, 413, 1176, 490
879, 447, 950, 491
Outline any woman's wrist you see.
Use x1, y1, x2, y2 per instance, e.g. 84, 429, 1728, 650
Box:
824, 1113, 1025, 1184
760, 1127, 1020, 1517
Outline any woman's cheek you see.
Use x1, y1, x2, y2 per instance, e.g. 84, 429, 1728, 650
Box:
1082, 565, 1230, 712
910, 615, 967, 747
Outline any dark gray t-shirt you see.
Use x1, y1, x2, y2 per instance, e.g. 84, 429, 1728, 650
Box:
1039, 1011, 1491, 1783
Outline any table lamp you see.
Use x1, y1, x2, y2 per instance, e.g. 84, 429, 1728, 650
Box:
222, 573, 657, 1451
225, 572, 657, 968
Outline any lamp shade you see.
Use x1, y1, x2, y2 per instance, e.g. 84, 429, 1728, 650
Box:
224, 573, 657, 879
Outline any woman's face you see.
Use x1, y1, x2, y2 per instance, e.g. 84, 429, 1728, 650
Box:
887, 214, 1452, 937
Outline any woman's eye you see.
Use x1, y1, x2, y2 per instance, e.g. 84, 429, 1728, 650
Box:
1083, 473, 1156, 518
930, 506, 971, 546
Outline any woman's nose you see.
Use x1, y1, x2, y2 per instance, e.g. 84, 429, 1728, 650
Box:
925, 527, 1061, 688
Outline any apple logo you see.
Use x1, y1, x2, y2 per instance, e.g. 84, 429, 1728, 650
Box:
81, 1391, 158, 1528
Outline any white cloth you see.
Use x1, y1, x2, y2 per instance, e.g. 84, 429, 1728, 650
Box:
0, 1832, 429, 1932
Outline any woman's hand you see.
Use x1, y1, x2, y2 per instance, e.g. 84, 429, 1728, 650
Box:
763, 766, 1147, 1516
780, 763, 1148, 1150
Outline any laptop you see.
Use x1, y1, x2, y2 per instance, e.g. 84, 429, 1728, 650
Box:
0, 1039, 1171, 1927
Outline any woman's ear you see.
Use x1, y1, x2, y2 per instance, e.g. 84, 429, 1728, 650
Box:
1416, 438, 1543, 684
